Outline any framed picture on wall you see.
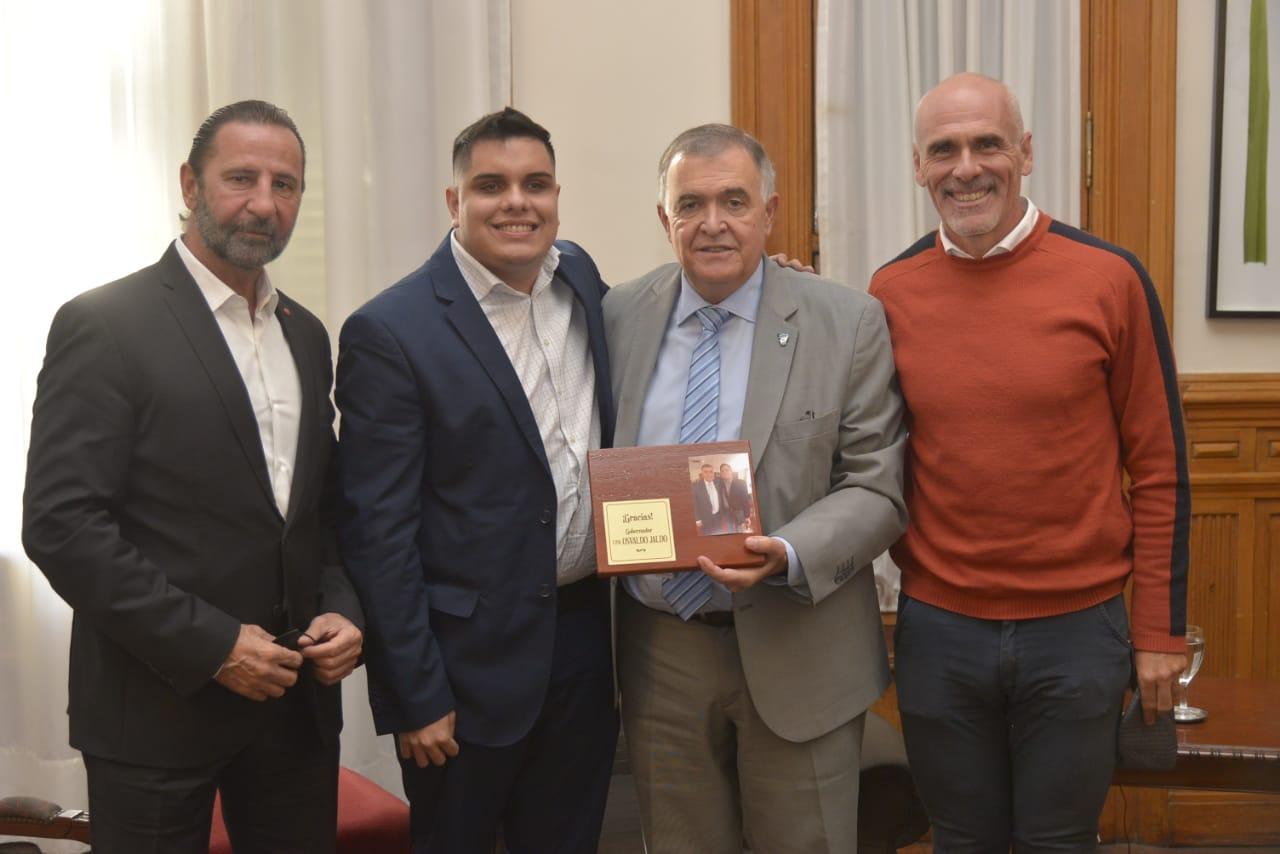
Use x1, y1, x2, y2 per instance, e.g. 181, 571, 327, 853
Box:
1208, 0, 1280, 318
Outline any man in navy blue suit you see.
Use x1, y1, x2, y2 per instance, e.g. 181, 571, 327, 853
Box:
720, 462, 753, 531
336, 108, 617, 852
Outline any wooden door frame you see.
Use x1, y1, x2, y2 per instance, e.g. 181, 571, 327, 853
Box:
1081, 0, 1178, 327
730, 0, 815, 265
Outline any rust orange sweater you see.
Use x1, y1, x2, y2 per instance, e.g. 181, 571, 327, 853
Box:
870, 215, 1189, 653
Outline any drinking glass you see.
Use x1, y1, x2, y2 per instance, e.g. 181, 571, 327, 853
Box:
1173, 624, 1207, 723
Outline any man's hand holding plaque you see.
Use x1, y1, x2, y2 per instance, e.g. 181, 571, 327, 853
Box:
588, 440, 766, 576
695, 534, 787, 591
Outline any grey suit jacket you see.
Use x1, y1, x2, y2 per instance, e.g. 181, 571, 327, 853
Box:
604, 258, 907, 743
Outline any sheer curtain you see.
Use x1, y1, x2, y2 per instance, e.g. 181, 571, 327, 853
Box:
816, 0, 1080, 290
0, 1, 508, 836
815, 0, 1080, 608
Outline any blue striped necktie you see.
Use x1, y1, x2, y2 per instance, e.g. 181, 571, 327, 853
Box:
663, 305, 730, 620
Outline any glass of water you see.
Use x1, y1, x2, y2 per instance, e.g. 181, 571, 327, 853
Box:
1173, 624, 1207, 723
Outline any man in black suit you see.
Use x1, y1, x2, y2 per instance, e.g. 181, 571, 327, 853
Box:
22, 100, 363, 854
719, 462, 753, 531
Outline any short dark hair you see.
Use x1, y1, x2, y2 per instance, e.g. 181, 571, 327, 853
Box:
452, 107, 555, 177
187, 100, 307, 191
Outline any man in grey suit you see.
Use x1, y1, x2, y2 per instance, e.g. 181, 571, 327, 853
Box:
692, 462, 731, 534
604, 124, 907, 853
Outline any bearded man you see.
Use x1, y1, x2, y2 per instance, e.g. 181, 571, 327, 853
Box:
23, 100, 363, 853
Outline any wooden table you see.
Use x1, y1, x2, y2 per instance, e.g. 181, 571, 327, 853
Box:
1113, 676, 1280, 794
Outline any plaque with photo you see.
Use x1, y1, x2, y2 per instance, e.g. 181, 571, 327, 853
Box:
588, 440, 765, 576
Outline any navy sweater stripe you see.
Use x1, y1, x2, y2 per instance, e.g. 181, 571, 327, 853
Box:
877, 231, 937, 273
1047, 221, 1190, 635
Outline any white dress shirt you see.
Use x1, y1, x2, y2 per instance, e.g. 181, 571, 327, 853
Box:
451, 233, 601, 586
940, 198, 1040, 258
700, 478, 721, 515
174, 237, 301, 517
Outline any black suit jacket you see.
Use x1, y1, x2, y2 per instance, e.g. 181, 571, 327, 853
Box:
336, 234, 613, 747
725, 477, 752, 525
22, 243, 362, 768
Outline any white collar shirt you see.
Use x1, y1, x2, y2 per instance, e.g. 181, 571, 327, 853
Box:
174, 237, 301, 517
940, 198, 1040, 258
702, 478, 721, 514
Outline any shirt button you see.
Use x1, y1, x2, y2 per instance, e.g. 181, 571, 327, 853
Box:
538, 584, 552, 599
540, 508, 553, 524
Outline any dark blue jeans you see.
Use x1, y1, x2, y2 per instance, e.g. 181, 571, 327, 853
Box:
895, 593, 1132, 853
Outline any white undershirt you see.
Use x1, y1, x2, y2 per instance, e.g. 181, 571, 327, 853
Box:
174, 238, 302, 517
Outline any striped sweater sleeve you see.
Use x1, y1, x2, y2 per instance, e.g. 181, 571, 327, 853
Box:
1105, 251, 1190, 653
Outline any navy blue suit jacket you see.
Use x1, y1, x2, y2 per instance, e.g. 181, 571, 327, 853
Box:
336, 234, 613, 747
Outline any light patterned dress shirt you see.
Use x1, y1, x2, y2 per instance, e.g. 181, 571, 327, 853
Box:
450, 233, 601, 585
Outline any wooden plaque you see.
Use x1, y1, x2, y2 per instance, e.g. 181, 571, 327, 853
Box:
588, 440, 766, 576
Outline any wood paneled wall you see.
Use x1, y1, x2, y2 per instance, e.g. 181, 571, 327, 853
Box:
1101, 373, 1280, 845
1180, 373, 1280, 682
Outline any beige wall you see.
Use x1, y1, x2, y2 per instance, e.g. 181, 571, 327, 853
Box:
510, 0, 731, 286
1173, 0, 1277, 373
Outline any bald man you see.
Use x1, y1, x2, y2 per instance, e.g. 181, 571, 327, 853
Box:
870, 73, 1189, 851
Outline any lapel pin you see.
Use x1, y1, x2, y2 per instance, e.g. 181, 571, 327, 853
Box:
777, 332, 790, 347
281, 306, 292, 317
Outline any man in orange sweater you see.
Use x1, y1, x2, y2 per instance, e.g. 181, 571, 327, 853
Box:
870, 73, 1189, 851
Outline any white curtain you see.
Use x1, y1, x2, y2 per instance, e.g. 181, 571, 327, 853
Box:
815, 0, 1080, 609
0, 2, 508, 842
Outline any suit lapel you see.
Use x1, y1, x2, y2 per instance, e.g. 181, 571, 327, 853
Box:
614, 269, 681, 446
741, 264, 798, 473
431, 241, 552, 477
276, 298, 313, 525
157, 246, 278, 513
560, 267, 616, 447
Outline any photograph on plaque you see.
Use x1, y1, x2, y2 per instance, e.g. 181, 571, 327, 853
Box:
686, 452, 757, 537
